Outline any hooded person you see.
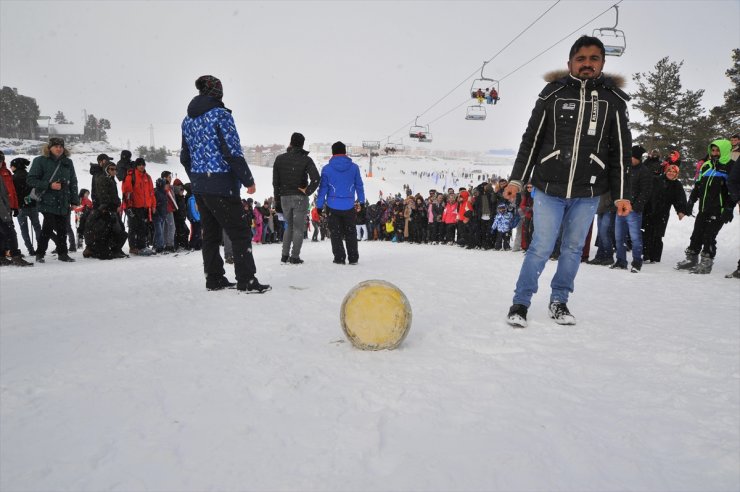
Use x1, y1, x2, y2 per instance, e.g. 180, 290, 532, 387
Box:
116, 150, 133, 183
315, 141, 365, 264
676, 139, 735, 274
180, 75, 270, 293
90, 153, 113, 207
26, 137, 80, 263
84, 160, 128, 259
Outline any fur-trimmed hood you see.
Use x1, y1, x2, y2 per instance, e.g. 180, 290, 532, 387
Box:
544, 69, 626, 88
41, 144, 71, 158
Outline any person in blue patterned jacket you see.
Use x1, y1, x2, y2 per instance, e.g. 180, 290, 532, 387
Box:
180, 75, 270, 293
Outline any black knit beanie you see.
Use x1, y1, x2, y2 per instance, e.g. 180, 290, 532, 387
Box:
331, 141, 347, 155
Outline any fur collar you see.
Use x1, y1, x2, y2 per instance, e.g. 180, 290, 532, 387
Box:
544, 69, 626, 88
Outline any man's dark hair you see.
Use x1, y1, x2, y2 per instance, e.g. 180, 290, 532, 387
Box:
568, 35, 605, 60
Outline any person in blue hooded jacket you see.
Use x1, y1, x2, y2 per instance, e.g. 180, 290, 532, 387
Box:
315, 141, 365, 264
180, 75, 270, 293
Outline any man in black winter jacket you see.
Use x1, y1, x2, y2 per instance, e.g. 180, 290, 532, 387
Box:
612, 145, 652, 271
272, 132, 320, 264
502, 35, 632, 328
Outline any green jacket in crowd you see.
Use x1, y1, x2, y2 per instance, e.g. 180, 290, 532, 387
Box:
27, 144, 80, 215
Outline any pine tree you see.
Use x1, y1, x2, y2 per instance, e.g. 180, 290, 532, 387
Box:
630, 57, 683, 151
0, 87, 40, 139
54, 111, 69, 124
83, 114, 110, 142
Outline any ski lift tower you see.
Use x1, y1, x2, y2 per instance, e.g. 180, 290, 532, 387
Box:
362, 140, 380, 177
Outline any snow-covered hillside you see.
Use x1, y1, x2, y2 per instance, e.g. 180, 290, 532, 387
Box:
1, 144, 739, 491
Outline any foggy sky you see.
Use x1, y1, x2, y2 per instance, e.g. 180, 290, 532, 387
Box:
1, 0, 738, 153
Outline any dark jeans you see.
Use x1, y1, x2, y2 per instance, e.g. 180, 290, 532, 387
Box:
17, 206, 42, 253
189, 221, 202, 250
328, 207, 358, 263
642, 212, 669, 262
197, 194, 256, 282
0, 220, 20, 256
127, 208, 150, 250
38, 212, 69, 256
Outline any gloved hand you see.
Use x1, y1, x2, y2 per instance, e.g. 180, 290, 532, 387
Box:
125, 209, 134, 219
721, 207, 734, 224
12, 209, 18, 217
686, 201, 695, 217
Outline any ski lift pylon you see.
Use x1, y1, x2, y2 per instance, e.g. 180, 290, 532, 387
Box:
593, 5, 626, 57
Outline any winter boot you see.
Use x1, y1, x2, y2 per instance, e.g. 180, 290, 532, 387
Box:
237, 277, 272, 293
675, 250, 699, 270
11, 255, 34, 267
726, 268, 740, 279
689, 253, 713, 274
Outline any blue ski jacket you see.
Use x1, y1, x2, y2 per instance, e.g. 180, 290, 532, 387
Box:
180, 95, 254, 197
315, 155, 365, 211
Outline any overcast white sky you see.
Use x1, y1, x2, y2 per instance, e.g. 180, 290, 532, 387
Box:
1, 0, 738, 153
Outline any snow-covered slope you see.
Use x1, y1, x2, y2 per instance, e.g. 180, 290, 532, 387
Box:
1, 145, 739, 491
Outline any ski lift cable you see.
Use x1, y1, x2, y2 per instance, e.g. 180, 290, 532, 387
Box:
382, 0, 562, 142
423, 1, 625, 129
498, 0, 624, 83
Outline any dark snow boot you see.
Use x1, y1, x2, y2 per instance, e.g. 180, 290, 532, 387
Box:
726, 268, 740, 279
11, 255, 34, 267
675, 251, 699, 270
689, 253, 713, 274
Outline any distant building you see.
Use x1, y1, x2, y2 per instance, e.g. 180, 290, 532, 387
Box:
36, 117, 84, 141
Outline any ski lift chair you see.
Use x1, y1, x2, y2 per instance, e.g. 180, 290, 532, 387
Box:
593, 5, 626, 57
465, 105, 486, 121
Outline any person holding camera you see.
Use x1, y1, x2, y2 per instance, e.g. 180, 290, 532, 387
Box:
27, 137, 80, 263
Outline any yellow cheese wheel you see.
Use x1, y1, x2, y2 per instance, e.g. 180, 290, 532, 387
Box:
340, 280, 412, 350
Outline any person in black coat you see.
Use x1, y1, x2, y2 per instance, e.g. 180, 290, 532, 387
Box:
272, 132, 320, 264
473, 182, 496, 250
84, 161, 127, 259
642, 164, 687, 263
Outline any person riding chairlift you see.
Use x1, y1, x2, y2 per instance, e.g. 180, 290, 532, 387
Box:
487, 88, 499, 105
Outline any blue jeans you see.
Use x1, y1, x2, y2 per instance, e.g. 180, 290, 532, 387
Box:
595, 211, 615, 259
513, 189, 599, 307
615, 211, 643, 265
153, 214, 165, 250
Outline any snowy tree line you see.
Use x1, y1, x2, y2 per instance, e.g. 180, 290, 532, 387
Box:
0, 87, 112, 143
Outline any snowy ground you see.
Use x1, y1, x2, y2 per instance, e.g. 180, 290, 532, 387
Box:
1, 148, 739, 491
